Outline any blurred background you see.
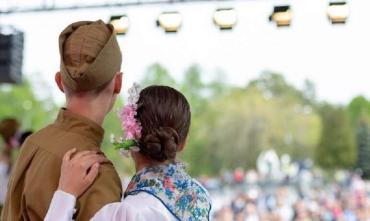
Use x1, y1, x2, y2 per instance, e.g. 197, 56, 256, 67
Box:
1, 0, 370, 220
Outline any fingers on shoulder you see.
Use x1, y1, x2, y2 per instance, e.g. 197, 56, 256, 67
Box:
63, 148, 77, 162
80, 155, 108, 170
85, 163, 100, 183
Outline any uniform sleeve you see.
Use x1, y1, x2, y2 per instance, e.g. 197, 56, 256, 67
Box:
74, 162, 122, 220
1, 139, 38, 221
44, 191, 76, 221
23, 148, 63, 220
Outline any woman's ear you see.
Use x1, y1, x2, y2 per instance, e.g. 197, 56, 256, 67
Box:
113, 72, 123, 94
178, 137, 188, 152
55, 72, 65, 93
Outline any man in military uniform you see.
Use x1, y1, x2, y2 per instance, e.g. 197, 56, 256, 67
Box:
2, 20, 123, 221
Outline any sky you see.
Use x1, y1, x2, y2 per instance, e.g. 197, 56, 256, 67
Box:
0, 0, 369, 104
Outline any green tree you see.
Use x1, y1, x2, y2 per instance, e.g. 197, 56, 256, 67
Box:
302, 79, 317, 106
247, 71, 303, 101
355, 115, 370, 179
136, 66, 322, 175
315, 104, 356, 169
0, 80, 57, 132
141, 63, 177, 87
200, 84, 321, 174
180, 65, 206, 115
0, 79, 57, 158
348, 96, 370, 126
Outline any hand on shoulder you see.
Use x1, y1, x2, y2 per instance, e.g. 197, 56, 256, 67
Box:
58, 148, 109, 197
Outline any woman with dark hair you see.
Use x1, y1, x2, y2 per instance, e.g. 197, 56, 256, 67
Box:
44, 85, 212, 221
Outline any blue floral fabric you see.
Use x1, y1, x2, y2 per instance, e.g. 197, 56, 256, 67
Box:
124, 163, 211, 221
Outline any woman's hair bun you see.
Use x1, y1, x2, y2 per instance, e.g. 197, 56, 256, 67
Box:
135, 86, 191, 162
141, 127, 179, 162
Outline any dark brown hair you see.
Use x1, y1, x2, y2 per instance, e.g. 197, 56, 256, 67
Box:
0, 118, 20, 143
136, 86, 191, 162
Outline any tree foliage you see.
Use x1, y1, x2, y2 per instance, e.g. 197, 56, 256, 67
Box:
315, 104, 356, 169
356, 115, 370, 178
198, 73, 321, 174
348, 96, 370, 126
0, 80, 58, 157
0, 81, 57, 133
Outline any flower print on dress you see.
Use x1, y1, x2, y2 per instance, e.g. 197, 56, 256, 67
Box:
124, 162, 211, 221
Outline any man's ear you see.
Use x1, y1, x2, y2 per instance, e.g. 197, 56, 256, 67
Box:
113, 72, 123, 94
55, 72, 65, 93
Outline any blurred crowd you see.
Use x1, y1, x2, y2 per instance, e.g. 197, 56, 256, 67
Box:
208, 167, 370, 221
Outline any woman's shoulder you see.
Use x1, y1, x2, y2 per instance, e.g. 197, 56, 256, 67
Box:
95, 192, 178, 221
124, 192, 178, 219
124, 191, 167, 206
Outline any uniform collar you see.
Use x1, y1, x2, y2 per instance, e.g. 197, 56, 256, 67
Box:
54, 108, 104, 147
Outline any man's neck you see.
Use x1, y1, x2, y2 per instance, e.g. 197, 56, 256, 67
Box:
66, 103, 106, 126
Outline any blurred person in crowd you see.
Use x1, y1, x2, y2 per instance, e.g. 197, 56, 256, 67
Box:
292, 201, 311, 221
342, 197, 356, 221
214, 206, 234, 221
234, 168, 245, 185
274, 187, 294, 221
0, 118, 19, 215
235, 211, 246, 221
2, 20, 124, 221
244, 201, 260, 221
231, 193, 247, 214
0, 118, 32, 216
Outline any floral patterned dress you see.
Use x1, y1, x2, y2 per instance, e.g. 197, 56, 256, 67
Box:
124, 162, 212, 221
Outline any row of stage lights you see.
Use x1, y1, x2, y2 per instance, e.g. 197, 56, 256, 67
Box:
109, 1, 349, 34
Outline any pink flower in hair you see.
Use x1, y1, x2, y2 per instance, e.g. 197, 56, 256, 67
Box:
119, 104, 142, 140
120, 83, 142, 140
112, 83, 142, 156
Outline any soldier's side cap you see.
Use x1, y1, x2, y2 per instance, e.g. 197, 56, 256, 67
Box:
59, 20, 122, 91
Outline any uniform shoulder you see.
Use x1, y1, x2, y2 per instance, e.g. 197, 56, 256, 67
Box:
75, 160, 123, 220
25, 123, 100, 159
24, 124, 57, 147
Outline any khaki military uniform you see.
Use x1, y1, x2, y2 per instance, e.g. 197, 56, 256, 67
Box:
1, 109, 122, 221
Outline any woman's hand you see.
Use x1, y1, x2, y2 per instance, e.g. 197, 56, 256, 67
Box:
58, 148, 109, 198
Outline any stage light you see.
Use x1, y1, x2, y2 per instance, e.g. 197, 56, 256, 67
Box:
269, 5, 292, 27
156, 11, 182, 33
213, 8, 237, 30
109, 15, 130, 35
0, 26, 24, 84
327, 2, 349, 24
